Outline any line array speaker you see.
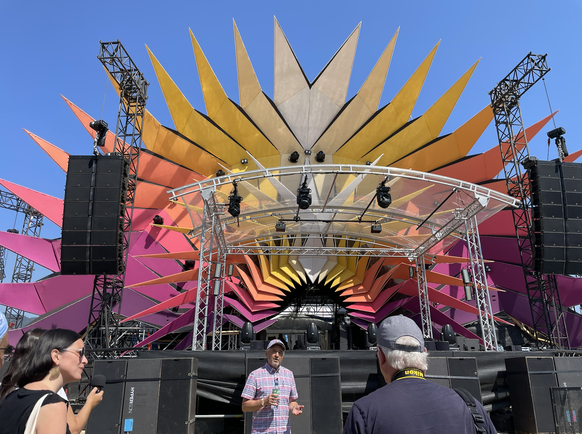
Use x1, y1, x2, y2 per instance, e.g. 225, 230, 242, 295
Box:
61, 155, 127, 275
87, 358, 197, 434
425, 357, 482, 403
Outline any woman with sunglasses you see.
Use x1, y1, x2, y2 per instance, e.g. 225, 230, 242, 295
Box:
0, 329, 90, 434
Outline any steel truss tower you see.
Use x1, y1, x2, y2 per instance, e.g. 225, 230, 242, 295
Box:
0, 189, 43, 328
415, 255, 433, 340
190, 189, 227, 351
85, 41, 149, 351
490, 53, 569, 348
464, 215, 498, 351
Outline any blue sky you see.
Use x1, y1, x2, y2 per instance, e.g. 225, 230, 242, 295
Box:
0, 0, 581, 282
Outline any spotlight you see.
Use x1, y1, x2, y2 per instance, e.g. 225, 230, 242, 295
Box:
485, 265, 491, 272
371, 223, 382, 234
296, 177, 312, 210
213, 280, 222, 296
241, 159, 248, 164
547, 127, 568, 159
6, 229, 19, 234
228, 264, 234, 276
152, 215, 164, 225
408, 267, 415, 279
228, 181, 243, 217
276, 221, 286, 232
305, 149, 312, 155
289, 151, 300, 163
461, 268, 472, 301
315, 151, 325, 163
214, 263, 222, 279
376, 184, 392, 209
183, 260, 195, 271
216, 169, 225, 177
89, 119, 109, 149
366, 161, 371, 166
547, 127, 566, 139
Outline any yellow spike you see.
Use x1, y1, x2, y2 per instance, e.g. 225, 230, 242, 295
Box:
268, 241, 295, 287
233, 20, 261, 108
424, 59, 480, 138
391, 105, 492, 172
190, 30, 228, 119
358, 28, 399, 112
335, 42, 439, 160
362, 58, 479, 166
146, 46, 249, 166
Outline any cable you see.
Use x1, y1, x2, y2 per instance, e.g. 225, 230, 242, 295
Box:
100, 75, 108, 120
542, 78, 557, 129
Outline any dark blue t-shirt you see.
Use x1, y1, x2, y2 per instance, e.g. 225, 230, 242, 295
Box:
343, 377, 497, 434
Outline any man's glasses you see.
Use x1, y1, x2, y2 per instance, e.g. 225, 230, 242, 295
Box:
62, 347, 86, 361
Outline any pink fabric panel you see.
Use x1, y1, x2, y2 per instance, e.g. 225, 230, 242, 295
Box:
51, 239, 62, 267
223, 296, 277, 322
131, 231, 184, 277
174, 331, 194, 350
35, 274, 94, 312
0, 179, 64, 227
225, 314, 245, 329
480, 236, 521, 265
350, 298, 408, 323
556, 275, 582, 307
21, 296, 92, 335
428, 305, 482, 342
253, 318, 277, 332
144, 209, 192, 253
7, 329, 24, 347
133, 308, 195, 348
132, 209, 163, 231
225, 281, 279, 312
120, 289, 180, 327
0, 282, 45, 314
124, 255, 183, 302
0, 231, 60, 272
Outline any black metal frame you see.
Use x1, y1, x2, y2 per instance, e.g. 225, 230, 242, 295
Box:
489, 52, 569, 349
85, 40, 149, 352
0, 189, 43, 328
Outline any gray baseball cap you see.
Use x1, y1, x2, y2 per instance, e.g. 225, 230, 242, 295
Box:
266, 339, 286, 351
377, 315, 424, 352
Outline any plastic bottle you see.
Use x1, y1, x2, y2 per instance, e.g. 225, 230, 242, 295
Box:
272, 378, 279, 407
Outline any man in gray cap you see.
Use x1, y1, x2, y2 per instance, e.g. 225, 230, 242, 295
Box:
343, 315, 496, 434
242, 338, 304, 433
0, 312, 8, 369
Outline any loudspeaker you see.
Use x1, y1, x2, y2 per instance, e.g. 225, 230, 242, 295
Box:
505, 356, 557, 433
554, 357, 582, 387
562, 162, 582, 275
61, 155, 127, 275
425, 357, 481, 403
435, 341, 450, 351
250, 340, 265, 351
366, 323, 377, 347
244, 356, 342, 434
441, 324, 456, 344
87, 358, 197, 434
241, 322, 254, 347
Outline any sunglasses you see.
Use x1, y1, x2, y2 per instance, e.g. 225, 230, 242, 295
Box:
62, 347, 86, 360
0, 345, 14, 354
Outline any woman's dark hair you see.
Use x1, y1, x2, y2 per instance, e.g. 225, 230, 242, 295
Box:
17, 329, 81, 388
0, 328, 46, 400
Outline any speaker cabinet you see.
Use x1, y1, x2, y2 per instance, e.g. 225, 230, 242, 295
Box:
505, 356, 557, 433
61, 155, 128, 275
426, 357, 482, 403
87, 358, 197, 434
562, 162, 582, 275
244, 355, 342, 434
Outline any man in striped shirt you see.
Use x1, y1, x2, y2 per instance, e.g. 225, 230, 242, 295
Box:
242, 339, 304, 433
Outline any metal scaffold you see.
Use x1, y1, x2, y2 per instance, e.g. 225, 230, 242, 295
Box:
85, 40, 149, 352
415, 255, 433, 340
490, 53, 569, 349
0, 189, 43, 328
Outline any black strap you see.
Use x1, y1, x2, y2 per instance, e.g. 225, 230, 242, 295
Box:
453, 388, 486, 433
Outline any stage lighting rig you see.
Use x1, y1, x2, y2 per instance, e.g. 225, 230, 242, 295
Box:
183, 260, 196, 271
296, 176, 312, 210
275, 221, 286, 232
547, 127, 568, 161
216, 169, 225, 177
289, 151, 300, 163
371, 223, 382, 234
152, 215, 164, 225
461, 268, 473, 301
89, 119, 109, 155
228, 181, 243, 218
315, 151, 325, 163
376, 180, 392, 209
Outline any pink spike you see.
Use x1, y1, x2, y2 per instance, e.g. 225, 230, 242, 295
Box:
35, 275, 94, 312
0, 179, 64, 227
0, 231, 60, 272
133, 308, 195, 348
144, 209, 193, 253
23, 130, 69, 172
119, 289, 180, 327
0, 282, 45, 314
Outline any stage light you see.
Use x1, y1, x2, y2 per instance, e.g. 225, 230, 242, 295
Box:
183, 260, 195, 270
461, 268, 472, 301
228, 264, 234, 276
296, 179, 312, 210
213, 280, 221, 296
276, 221, 286, 232
485, 265, 491, 272
6, 229, 18, 234
409, 266, 415, 279
371, 223, 382, 233
547, 127, 566, 139
216, 169, 225, 177
241, 158, 248, 164
152, 215, 164, 225
305, 149, 312, 155
289, 151, 300, 163
315, 151, 325, 163
214, 263, 222, 279
366, 161, 371, 166
89, 119, 109, 149
376, 185, 392, 209
228, 181, 243, 217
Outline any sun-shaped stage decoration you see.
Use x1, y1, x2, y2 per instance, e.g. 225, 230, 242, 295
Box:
2, 19, 582, 350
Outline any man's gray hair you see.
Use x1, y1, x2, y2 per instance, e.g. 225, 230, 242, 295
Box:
379, 335, 428, 371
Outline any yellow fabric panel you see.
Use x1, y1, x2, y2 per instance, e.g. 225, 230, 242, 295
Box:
256, 247, 290, 290
233, 20, 261, 108
150, 224, 192, 234
191, 31, 279, 159
147, 47, 249, 166
335, 42, 439, 160
362, 60, 478, 166
358, 28, 398, 113
337, 256, 368, 291
279, 238, 302, 284
268, 241, 295, 287
391, 106, 492, 172
143, 111, 227, 177
424, 60, 479, 138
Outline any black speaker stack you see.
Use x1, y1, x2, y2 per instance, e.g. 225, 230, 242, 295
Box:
526, 159, 582, 275
61, 155, 128, 275
86, 358, 198, 434
425, 357, 482, 403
